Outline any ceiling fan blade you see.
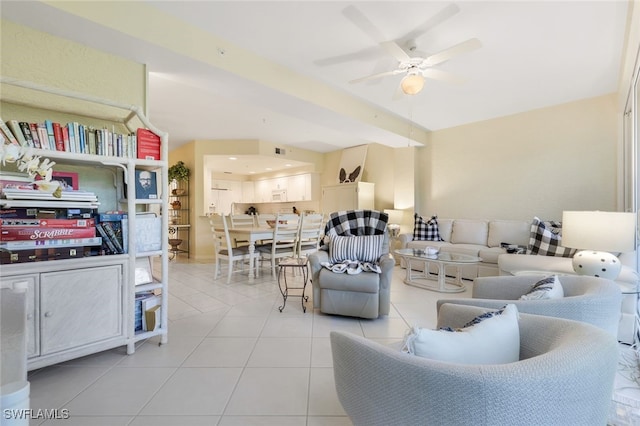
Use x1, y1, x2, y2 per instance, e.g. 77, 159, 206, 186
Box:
423, 68, 467, 84
314, 46, 384, 67
379, 41, 411, 63
349, 70, 401, 85
401, 3, 460, 42
342, 5, 386, 43
424, 38, 482, 66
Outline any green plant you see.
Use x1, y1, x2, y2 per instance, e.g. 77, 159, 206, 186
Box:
168, 161, 190, 182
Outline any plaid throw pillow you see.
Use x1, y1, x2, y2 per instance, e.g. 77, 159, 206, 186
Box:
527, 217, 576, 257
413, 214, 444, 241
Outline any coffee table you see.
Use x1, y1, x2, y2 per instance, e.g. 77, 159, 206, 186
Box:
395, 248, 482, 293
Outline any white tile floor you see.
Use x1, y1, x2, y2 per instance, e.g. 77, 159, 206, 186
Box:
26, 257, 640, 425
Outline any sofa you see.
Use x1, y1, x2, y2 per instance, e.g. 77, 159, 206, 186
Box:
399, 217, 639, 343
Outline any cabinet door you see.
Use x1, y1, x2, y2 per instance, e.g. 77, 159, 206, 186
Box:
1, 275, 39, 359
40, 265, 122, 355
241, 181, 254, 203
287, 174, 311, 201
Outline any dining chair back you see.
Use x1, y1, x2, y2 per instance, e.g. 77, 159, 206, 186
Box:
297, 213, 325, 258
257, 213, 301, 277
210, 213, 260, 283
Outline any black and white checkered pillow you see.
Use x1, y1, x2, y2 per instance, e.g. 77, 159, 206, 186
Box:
527, 217, 576, 257
413, 213, 444, 241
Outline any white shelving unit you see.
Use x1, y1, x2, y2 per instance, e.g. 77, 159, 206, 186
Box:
0, 77, 169, 369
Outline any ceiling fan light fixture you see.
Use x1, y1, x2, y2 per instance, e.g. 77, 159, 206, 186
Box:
401, 73, 425, 95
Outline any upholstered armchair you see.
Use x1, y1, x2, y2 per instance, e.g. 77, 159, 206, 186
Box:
330, 303, 618, 426
308, 210, 395, 319
438, 274, 622, 336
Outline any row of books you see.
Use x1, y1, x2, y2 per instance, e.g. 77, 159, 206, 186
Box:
1, 117, 161, 160
135, 292, 161, 332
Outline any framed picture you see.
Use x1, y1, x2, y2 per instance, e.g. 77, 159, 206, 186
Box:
135, 170, 158, 199
51, 171, 79, 191
337, 145, 367, 184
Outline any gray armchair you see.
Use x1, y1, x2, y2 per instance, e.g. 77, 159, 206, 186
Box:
331, 303, 618, 426
308, 210, 395, 319
438, 274, 622, 336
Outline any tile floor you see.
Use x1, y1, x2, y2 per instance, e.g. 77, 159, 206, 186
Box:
25, 257, 640, 425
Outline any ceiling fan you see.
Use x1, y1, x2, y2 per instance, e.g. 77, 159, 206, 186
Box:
343, 4, 482, 95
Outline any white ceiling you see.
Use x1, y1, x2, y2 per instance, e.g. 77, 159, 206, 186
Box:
0, 1, 630, 175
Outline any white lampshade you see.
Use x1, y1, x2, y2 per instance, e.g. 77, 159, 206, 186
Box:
384, 209, 404, 225
562, 211, 636, 280
561, 211, 636, 253
400, 74, 425, 95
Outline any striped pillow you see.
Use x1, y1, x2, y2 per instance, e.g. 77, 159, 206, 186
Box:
329, 234, 384, 264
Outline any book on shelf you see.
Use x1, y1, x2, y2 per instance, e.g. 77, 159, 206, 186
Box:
6, 120, 28, 146
18, 122, 35, 148
95, 223, 118, 254
0, 225, 96, 241
136, 128, 161, 160
2, 188, 98, 202
52, 122, 64, 151
29, 123, 42, 149
141, 294, 161, 331
0, 117, 20, 146
144, 305, 161, 332
36, 123, 51, 150
0, 236, 102, 250
44, 120, 56, 150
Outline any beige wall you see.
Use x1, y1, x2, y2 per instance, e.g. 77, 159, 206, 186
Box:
1, 20, 146, 115
416, 94, 618, 221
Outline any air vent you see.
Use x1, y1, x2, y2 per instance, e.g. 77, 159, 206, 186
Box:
275, 147, 286, 156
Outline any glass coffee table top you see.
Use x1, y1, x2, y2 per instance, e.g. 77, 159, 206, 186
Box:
394, 248, 481, 263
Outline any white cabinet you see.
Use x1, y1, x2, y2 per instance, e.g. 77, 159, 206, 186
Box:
40, 265, 122, 355
287, 174, 311, 202
211, 180, 243, 214
321, 182, 375, 214
242, 181, 255, 203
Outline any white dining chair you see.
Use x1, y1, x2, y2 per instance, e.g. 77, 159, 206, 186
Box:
257, 213, 301, 278
210, 214, 260, 283
229, 213, 257, 247
297, 213, 325, 258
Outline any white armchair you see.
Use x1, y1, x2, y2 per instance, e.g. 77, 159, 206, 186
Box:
330, 303, 618, 426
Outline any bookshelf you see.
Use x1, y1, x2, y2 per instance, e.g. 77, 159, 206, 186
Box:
168, 178, 190, 259
0, 77, 169, 369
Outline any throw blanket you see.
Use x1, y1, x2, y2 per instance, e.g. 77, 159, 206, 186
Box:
321, 260, 382, 274
321, 210, 388, 274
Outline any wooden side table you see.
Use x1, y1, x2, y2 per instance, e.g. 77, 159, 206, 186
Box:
277, 257, 309, 312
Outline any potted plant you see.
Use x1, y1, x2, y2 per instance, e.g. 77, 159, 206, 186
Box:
168, 161, 190, 183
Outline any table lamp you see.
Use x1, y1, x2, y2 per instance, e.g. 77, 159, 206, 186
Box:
384, 209, 403, 237
561, 211, 636, 280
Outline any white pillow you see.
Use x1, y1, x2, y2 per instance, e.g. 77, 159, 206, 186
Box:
519, 275, 564, 300
402, 304, 520, 365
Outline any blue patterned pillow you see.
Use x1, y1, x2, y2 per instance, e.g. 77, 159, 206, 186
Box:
413, 214, 444, 241
329, 234, 384, 264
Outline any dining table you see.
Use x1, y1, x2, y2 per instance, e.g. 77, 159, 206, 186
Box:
224, 226, 274, 279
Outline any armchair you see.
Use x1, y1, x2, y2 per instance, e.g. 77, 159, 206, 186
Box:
438, 275, 622, 336
308, 210, 395, 319
331, 303, 618, 426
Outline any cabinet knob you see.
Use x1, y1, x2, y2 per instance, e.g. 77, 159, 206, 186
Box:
44, 311, 53, 318
27, 314, 33, 320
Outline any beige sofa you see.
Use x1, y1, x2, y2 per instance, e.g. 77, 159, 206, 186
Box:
399, 218, 639, 343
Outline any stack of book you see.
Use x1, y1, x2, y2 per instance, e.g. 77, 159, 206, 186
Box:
135, 291, 161, 332
1, 116, 161, 160
0, 217, 102, 264
96, 212, 128, 255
